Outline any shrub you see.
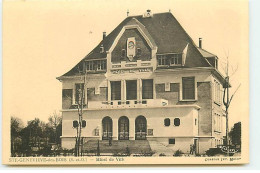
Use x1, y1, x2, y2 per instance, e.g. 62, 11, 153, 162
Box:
159, 153, 166, 157
174, 149, 183, 157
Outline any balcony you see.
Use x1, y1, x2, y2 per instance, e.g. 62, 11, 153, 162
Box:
87, 99, 168, 109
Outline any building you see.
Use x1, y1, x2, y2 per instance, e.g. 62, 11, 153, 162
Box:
57, 10, 227, 155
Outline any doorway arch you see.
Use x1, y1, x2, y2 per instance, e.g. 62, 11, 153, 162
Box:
135, 115, 147, 140
118, 116, 129, 140
102, 116, 113, 140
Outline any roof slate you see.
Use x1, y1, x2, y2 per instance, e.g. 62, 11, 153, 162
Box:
60, 12, 214, 77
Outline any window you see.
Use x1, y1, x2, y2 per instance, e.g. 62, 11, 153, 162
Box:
214, 79, 221, 105
174, 118, 180, 126
126, 80, 137, 100
96, 60, 106, 71
137, 48, 142, 57
214, 113, 222, 132
111, 81, 121, 100
94, 129, 99, 136
182, 77, 195, 100
164, 118, 170, 126
169, 138, 175, 144
86, 61, 95, 71
148, 129, 153, 136
157, 55, 167, 66
142, 79, 153, 99
100, 45, 104, 53
170, 54, 181, 65
121, 49, 126, 57
75, 83, 85, 104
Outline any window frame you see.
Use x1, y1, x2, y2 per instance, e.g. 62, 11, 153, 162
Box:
174, 118, 180, 126
157, 55, 167, 66
164, 118, 170, 127
142, 79, 154, 99
111, 81, 121, 101
169, 54, 181, 66
169, 138, 176, 144
181, 76, 196, 101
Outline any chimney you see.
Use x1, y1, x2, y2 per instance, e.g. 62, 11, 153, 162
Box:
199, 38, 202, 48
103, 32, 106, 40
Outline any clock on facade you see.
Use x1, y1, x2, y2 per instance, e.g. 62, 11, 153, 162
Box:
128, 41, 135, 49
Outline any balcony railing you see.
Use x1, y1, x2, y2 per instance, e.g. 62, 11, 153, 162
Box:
87, 99, 168, 109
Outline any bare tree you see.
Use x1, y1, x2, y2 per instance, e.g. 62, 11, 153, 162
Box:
222, 55, 241, 156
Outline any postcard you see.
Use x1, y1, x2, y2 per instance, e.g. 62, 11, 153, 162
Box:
2, 0, 249, 165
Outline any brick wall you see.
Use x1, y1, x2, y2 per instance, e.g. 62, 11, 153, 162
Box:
111, 28, 151, 63
87, 87, 108, 101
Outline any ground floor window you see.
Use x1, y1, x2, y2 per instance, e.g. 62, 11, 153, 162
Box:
174, 118, 180, 126
169, 138, 175, 144
164, 118, 170, 126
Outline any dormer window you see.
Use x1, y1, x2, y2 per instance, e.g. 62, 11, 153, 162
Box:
86, 61, 94, 71
121, 49, 126, 58
170, 54, 182, 66
157, 55, 167, 66
96, 60, 106, 71
100, 44, 104, 53
137, 48, 142, 58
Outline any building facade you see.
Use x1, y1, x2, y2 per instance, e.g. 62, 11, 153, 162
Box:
57, 10, 226, 154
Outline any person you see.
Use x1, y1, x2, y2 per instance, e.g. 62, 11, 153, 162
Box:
190, 144, 194, 155
109, 136, 112, 146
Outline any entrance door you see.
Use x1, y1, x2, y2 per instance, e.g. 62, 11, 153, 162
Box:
102, 117, 112, 140
118, 116, 129, 140
135, 116, 147, 140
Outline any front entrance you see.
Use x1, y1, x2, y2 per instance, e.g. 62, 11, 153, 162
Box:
135, 115, 147, 140
102, 116, 113, 140
118, 116, 129, 140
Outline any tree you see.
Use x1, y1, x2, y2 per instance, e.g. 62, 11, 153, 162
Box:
47, 111, 62, 144
11, 116, 23, 156
229, 122, 241, 146
222, 54, 241, 156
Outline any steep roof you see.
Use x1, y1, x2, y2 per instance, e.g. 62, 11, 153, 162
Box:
60, 12, 213, 77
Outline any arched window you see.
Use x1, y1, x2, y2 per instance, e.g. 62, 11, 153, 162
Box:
164, 118, 170, 126
174, 118, 180, 126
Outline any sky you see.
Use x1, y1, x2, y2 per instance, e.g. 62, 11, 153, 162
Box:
3, 0, 248, 127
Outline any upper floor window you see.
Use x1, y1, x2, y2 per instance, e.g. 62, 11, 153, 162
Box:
86, 61, 94, 71
170, 54, 182, 66
86, 60, 106, 71
214, 79, 221, 105
142, 79, 153, 99
182, 77, 195, 100
75, 83, 85, 104
97, 60, 106, 71
157, 55, 167, 66
126, 80, 137, 100
111, 81, 121, 100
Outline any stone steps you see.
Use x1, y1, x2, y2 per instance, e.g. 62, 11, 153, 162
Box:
83, 140, 152, 154
148, 140, 175, 156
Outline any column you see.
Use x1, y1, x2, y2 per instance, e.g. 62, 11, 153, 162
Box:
129, 117, 135, 140
107, 80, 111, 103
121, 80, 126, 103
112, 118, 118, 140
